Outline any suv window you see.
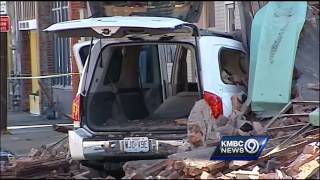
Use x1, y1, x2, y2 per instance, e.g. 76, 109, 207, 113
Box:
175, 47, 198, 93
79, 45, 90, 66
103, 48, 123, 84
138, 45, 159, 86
186, 49, 197, 83
218, 48, 248, 86
85, 43, 199, 130
158, 45, 176, 83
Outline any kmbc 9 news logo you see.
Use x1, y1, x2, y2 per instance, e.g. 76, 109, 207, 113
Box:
210, 136, 269, 161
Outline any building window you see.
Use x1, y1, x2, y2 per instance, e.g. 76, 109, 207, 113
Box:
51, 1, 71, 86
225, 2, 235, 32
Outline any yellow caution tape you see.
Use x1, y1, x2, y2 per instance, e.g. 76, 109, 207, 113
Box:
7, 73, 80, 80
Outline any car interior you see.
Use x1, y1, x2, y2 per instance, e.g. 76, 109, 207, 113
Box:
84, 43, 200, 130
219, 48, 249, 87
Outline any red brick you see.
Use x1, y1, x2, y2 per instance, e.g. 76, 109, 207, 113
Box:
19, 31, 32, 111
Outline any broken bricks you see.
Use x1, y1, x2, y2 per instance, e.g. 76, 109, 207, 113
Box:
259, 169, 291, 179
0, 138, 89, 179
121, 133, 320, 179
285, 142, 319, 176
187, 99, 220, 149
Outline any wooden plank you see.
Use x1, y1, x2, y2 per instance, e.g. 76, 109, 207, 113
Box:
16, 158, 70, 177
294, 159, 320, 179
187, 166, 202, 177
285, 143, 319, 173
278, 113, 309, 117
268, 128, 319, 143
266, 123, 312, 156
200, 171, 215, 179
229, 161, 250, 170
158, 166, 175, 177
225, 170, 260, 179
267, 123, 308, 131
202, 161, 226, 173
143, 160, 170, 177
179, 159, 225, 177
264, 101, 293, 130
166, 170, 180, 179
223, 133, 320, 174
292, 100, 320, 104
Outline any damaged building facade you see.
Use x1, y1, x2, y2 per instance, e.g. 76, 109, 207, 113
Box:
6, 1, 88, 116
6, 1, 244, 118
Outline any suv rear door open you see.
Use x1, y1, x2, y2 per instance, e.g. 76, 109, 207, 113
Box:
44, 16, 197, 39
44, 16, 202, 133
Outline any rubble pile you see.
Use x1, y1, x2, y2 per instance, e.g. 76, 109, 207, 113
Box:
0, 137, 90, 179
122, 133, 319, 179
1, 97, 318, 179
122, 97, 320, 179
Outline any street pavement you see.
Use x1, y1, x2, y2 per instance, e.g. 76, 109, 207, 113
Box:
1, 111, 72, 156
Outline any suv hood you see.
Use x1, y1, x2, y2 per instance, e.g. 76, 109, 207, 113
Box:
44, 16, 197, 39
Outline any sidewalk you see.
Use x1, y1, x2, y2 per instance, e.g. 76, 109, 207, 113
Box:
1, 112, 72, 156
7, 111, 71, 127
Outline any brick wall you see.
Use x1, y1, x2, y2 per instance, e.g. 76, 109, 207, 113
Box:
37, 1, 54, 113
69, 1, 86, 99
19, 31, 32, 111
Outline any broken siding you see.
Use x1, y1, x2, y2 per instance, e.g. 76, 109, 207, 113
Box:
214, 1, 226, 32
214, 1, 241, 32
234, 2, 241, 30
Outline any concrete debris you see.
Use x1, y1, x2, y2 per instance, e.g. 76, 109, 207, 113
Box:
122, 137, 319, 179
229, 161, 250, 170
0, 137, 95, 179
252, 121, 265, 135
187, 99, 220, 149
123, 158, 226, 179
122, 98, 319, 179
1, 97, 318, 179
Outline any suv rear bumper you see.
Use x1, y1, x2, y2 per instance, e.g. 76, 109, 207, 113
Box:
69, 128, 184, 161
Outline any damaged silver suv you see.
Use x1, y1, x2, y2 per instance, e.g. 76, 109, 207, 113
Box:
44, 3, 248, 171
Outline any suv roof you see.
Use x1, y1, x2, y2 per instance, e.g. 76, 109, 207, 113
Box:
199, 29, 236, 39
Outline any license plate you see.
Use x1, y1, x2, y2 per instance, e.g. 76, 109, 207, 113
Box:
123, 137, 149, 153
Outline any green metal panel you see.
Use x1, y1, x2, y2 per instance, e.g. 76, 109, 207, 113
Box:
309, 108, 319, 127
248, 2, 308, 113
